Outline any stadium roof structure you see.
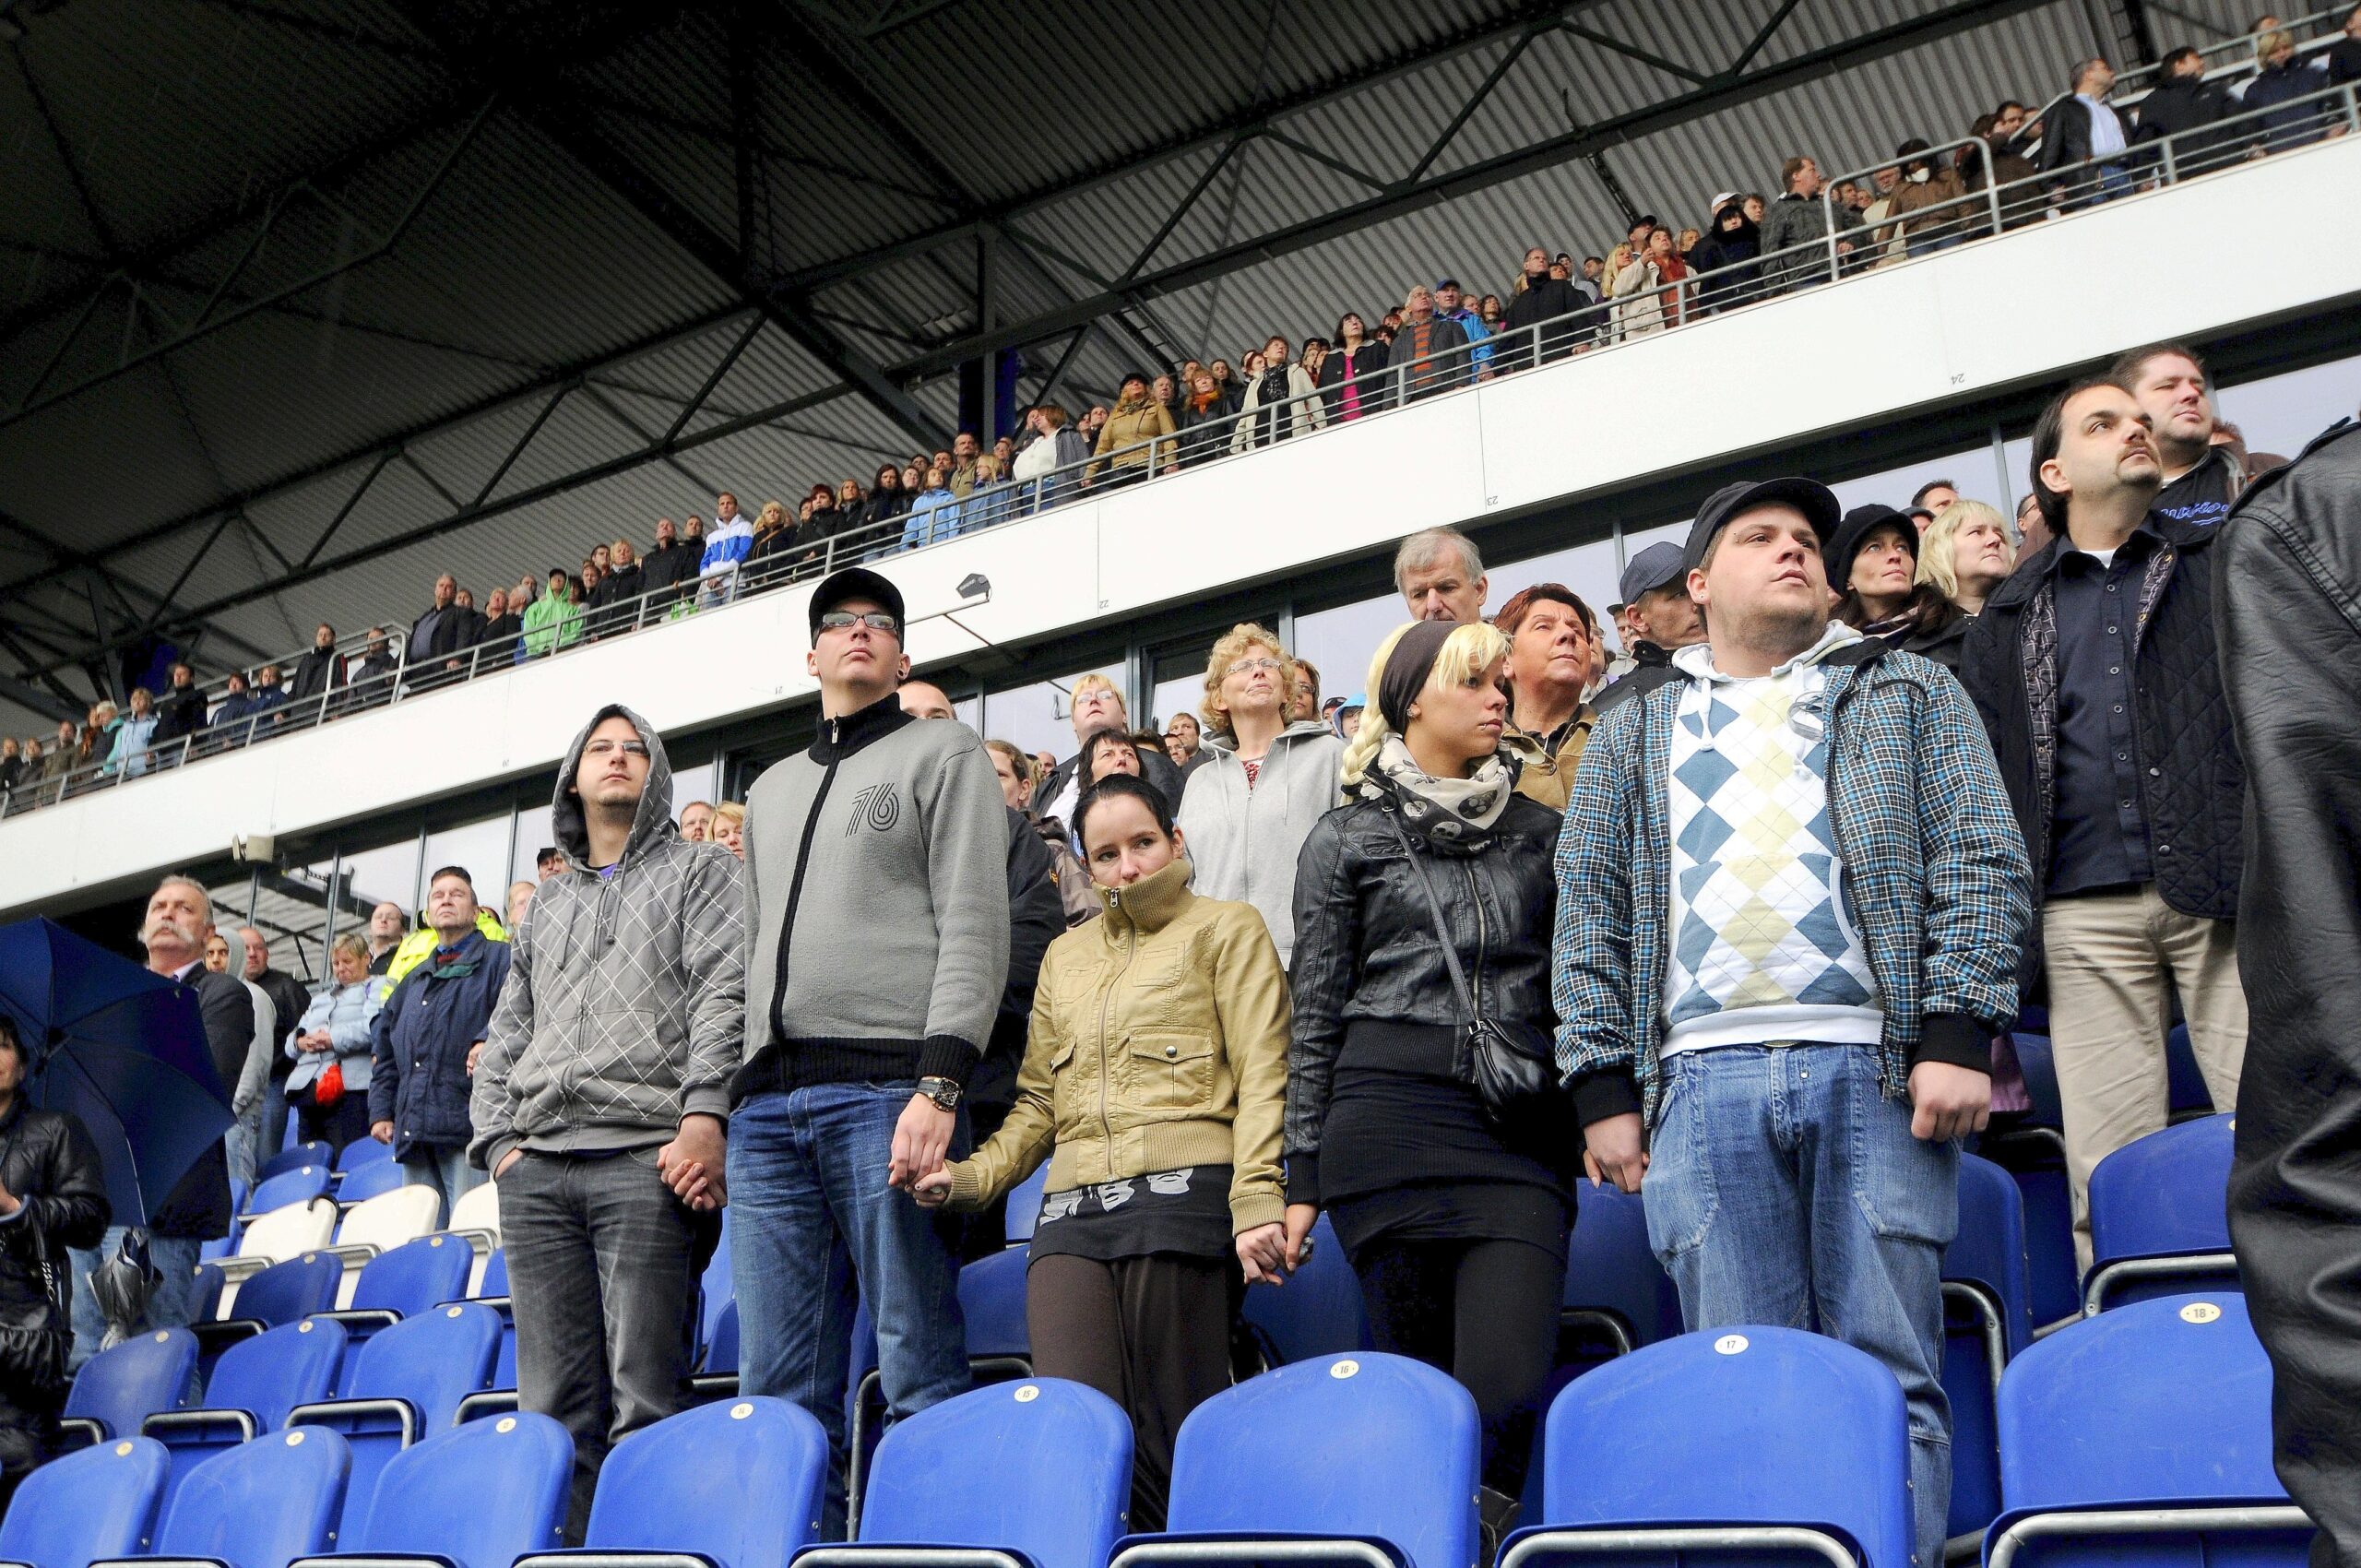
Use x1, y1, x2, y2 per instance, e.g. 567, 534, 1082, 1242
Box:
0, 0, 2244, 733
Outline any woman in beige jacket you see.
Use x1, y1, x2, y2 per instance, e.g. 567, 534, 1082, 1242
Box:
1085, 372, 1179, 486
916, 773, 1290, 1529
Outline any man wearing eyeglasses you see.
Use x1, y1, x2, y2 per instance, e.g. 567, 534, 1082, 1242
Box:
470, 702, 746, 1538
730, 566, 1012, 1533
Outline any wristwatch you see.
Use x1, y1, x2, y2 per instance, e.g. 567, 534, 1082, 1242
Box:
916, 1076, 962, 1112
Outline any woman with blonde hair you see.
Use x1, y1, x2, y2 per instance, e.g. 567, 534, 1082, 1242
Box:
1916, 498, 2015, 615
288, 932, 388, 1154
1175, 623, 1343, 967
1284, 618, 1571, 1521
710, 800, 746, 859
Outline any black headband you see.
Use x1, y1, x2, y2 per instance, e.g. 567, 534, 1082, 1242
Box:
1377, 621, 1457, 734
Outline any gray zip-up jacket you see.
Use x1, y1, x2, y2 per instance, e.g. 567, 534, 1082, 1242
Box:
736, 694, 1011, 1099
1176, 719, 1344, 965
470, 704, 747, 1173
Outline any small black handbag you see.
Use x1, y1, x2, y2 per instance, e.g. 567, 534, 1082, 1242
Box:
1386, 814, 1557, 1118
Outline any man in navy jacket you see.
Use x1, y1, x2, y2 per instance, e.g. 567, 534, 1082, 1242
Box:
368, 866, 512, 1212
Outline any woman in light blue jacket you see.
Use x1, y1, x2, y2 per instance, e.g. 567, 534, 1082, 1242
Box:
103, 688, 160, 778
287, 933, 389, 1154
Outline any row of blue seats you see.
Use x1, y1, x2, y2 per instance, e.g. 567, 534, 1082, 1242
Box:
62, 1116, 2237, 1552
6, 1293, 2306, 1568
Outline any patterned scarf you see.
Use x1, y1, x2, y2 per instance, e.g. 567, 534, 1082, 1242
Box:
1358, 734, 1514, 849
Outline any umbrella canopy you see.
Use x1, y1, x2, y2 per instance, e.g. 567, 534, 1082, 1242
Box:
0, 918, 233, 1226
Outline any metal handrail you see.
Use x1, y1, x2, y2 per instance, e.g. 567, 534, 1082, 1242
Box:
2114, 2, 2354, 99
6, 79, 2355, 823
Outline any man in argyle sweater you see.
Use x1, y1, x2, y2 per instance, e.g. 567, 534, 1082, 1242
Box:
1553, 477, 2031, 1568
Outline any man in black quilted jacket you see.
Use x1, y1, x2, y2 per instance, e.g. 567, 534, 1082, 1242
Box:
1962, 376, 2248, 1273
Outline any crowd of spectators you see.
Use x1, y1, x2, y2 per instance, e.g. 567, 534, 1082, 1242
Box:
17, 313, 2360, 1550
7, 14, 2353, 815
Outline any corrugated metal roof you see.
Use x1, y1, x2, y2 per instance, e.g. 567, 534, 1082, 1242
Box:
1, 0, 2215, 705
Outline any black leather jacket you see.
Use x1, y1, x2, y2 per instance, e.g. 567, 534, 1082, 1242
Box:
2217, 418, 2361, 1568
0, 1098, 110, 1393
1284, 786, 1561, 1170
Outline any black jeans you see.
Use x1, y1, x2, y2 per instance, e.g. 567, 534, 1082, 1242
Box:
501, 1148, 719, 1541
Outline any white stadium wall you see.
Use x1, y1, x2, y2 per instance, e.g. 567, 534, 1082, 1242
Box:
6, 134, 2359, 920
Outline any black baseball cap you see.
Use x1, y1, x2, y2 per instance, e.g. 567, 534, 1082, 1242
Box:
1618, 541, 1689, 606
1682, 478, 1844, 571
809, 566, 906, 641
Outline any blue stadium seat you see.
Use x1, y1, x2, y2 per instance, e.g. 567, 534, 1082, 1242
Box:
1240, 1212, 1370, 1367
316, 1233, 477, 1384
1941, 1154, 2035, 1543
843, 1249, 1037, 1530
287, 1301, 502, 1539
1003, 1163, 1049, 1244
700, 1210, 734, 1360
2084, 1113, 2237, 1314
958, 1245, 1032, 1369
335, 1138, 394, 1174
812, 1379, 1130, 1568
59, 1330, 198, 1449
0, 1435, 168, 1568
292, 1411, 572, 1568
100, 1427, 350, 1568
143, 1316, 347, 1510
244, 1164, 332, 1218
1987, 1295, 2308, 1568
1113, 1352, 1477, 1568
1983, 1128, 2080, 1330
1560, 1182, 1684, 1357
256, 1143, 334, 1186
2165, 1023, 2213, 1118
334, 1158, 409, 1206
519, 1397, 828, 1568
192, 1251, 343, 1369
693, 1299, 741, 1401
1501, 1327, 1912, 1568
2010, 1034, 2061, 1129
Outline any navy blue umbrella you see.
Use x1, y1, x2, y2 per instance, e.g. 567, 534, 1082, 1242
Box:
0, 918, 233, 1226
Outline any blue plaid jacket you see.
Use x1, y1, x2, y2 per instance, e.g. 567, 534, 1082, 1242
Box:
1552, 637, 2032, 1130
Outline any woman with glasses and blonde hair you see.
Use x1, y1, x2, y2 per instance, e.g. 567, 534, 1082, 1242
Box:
1282, 618, 1571, 1526
1175, 624, 1343, 968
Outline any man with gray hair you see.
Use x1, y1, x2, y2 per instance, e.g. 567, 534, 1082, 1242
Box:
1395, 527, 1489, 623
70, 876, 256, 1361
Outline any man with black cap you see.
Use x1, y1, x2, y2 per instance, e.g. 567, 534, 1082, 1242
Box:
729, 565, 1011, 1530
1555, 476, 2031, 1568
1594, 540, 1703, 716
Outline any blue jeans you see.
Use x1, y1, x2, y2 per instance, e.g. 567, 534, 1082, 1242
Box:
401, 1142, 484, 1218
68, 1229, 206, 1371
728, 1084, 971, 1536
1643, 1044, 1957, 1567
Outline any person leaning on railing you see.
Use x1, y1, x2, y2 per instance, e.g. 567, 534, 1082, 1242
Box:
102, 688, 160, 779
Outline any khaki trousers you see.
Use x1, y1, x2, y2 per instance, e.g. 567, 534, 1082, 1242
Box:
2042, 885, 2248, 1271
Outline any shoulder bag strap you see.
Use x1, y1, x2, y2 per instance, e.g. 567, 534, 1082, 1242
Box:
1384, 810, 1480, 1027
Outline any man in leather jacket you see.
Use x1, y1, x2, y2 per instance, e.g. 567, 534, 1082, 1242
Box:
2216, 416, 2361, 1567
0, 1014, 110, 1506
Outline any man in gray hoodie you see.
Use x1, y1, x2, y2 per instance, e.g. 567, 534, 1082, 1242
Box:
730, 567, 1010, 1531
470, 704, 746, 1538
